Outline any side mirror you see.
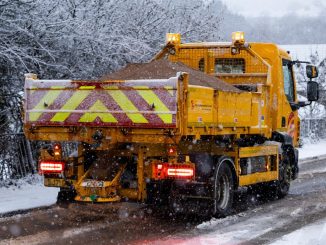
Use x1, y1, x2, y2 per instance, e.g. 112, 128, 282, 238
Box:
306, 65, 318, 79
307, 81, 319, 101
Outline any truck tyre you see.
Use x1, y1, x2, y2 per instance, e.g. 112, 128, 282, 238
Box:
57, 188, 76, 207
213, 158, 234, 217
168, 187, 183, 215
260, 153, 292, 200
275, 154, 292, 198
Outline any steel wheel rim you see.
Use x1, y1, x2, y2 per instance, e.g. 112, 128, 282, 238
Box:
217, 174, 230, 210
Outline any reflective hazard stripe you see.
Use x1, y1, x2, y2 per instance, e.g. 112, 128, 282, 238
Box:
135, 86, 172, 124
51, 90, 90, 122
79, 86, 95, 90
107, 88, 148, 124
29, 89, 62, 121
78, 100, 117, 123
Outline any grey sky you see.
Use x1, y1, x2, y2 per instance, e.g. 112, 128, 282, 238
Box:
221, 0, 326, 17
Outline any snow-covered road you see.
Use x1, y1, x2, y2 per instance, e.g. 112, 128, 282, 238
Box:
1, 156, 326, 245
1, 140, 325, 216
0, 140, 326, 244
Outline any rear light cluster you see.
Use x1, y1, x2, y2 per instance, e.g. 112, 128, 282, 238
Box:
39, 161, 65, 174
167, 167, 194, 177
152, 163, 195, 180
167, 147, 177, 156
53, 143, 62, 157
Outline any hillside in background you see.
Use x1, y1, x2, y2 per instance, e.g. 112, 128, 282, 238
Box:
218, 3, 326, 44
280, 44, 326, 61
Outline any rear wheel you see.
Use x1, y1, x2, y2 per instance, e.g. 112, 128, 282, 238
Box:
57, 188, 76, 206
213, 159, 234, 217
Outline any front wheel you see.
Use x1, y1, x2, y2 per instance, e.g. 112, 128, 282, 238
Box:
213, 159, 235, 217
275, 154, 292, 198
260, 154, 292, 200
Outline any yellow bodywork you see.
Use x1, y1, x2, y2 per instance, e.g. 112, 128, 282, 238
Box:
238, 145, 279, 186
74, 165, 126, 202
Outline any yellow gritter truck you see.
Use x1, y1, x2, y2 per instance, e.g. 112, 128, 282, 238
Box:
23, 32, 319, 216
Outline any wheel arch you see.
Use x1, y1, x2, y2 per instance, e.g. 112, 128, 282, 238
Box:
212, 156, 237, 216
272, 131, 298, 180
215, 156, 238, 190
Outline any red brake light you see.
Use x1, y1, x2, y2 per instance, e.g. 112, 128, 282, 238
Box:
167, 167, 194, 178
152, 163, 195, 180
168, 147, 177, 156
39, 161, 65, 174
53, 143, 62, 156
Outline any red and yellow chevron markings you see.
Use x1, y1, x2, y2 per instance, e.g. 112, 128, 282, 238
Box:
28, 86, 64, 121
106, 86, 148, 124
287, 112, 296, 138
134, 86, 172, 124
51, 87, 91, 122
26, 79, 177, 128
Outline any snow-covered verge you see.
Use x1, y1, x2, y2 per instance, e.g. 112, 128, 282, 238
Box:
298, 139, 326, 159
0, 175, 58, 214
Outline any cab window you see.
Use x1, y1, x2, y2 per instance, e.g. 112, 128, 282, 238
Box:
215, 58, 245, 73
282, 59, 295, 102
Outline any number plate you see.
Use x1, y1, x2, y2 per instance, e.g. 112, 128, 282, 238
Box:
81, 180, 104, 187
44, 178, 66, 187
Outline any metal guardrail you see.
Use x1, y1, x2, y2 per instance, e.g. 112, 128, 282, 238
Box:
300, 118, 326, 139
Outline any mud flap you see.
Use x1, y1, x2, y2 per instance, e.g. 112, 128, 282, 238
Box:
74, 163, 126, 202
293, 148, 299, 179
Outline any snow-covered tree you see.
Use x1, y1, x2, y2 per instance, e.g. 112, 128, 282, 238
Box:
293, 51, 326, 142
0, 0, 225, 180
295, 51, 326, 119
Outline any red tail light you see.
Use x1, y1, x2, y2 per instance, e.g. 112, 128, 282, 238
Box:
167, 167, 194, 178
168, 147, 176, 155
53, 143, 62, 157
152, 163, 195, 180
39, 161, 65, 174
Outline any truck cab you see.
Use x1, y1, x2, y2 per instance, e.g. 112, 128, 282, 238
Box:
160, 33, 318, 148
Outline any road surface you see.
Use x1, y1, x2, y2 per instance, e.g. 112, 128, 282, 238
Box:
0, 158, 325, 245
